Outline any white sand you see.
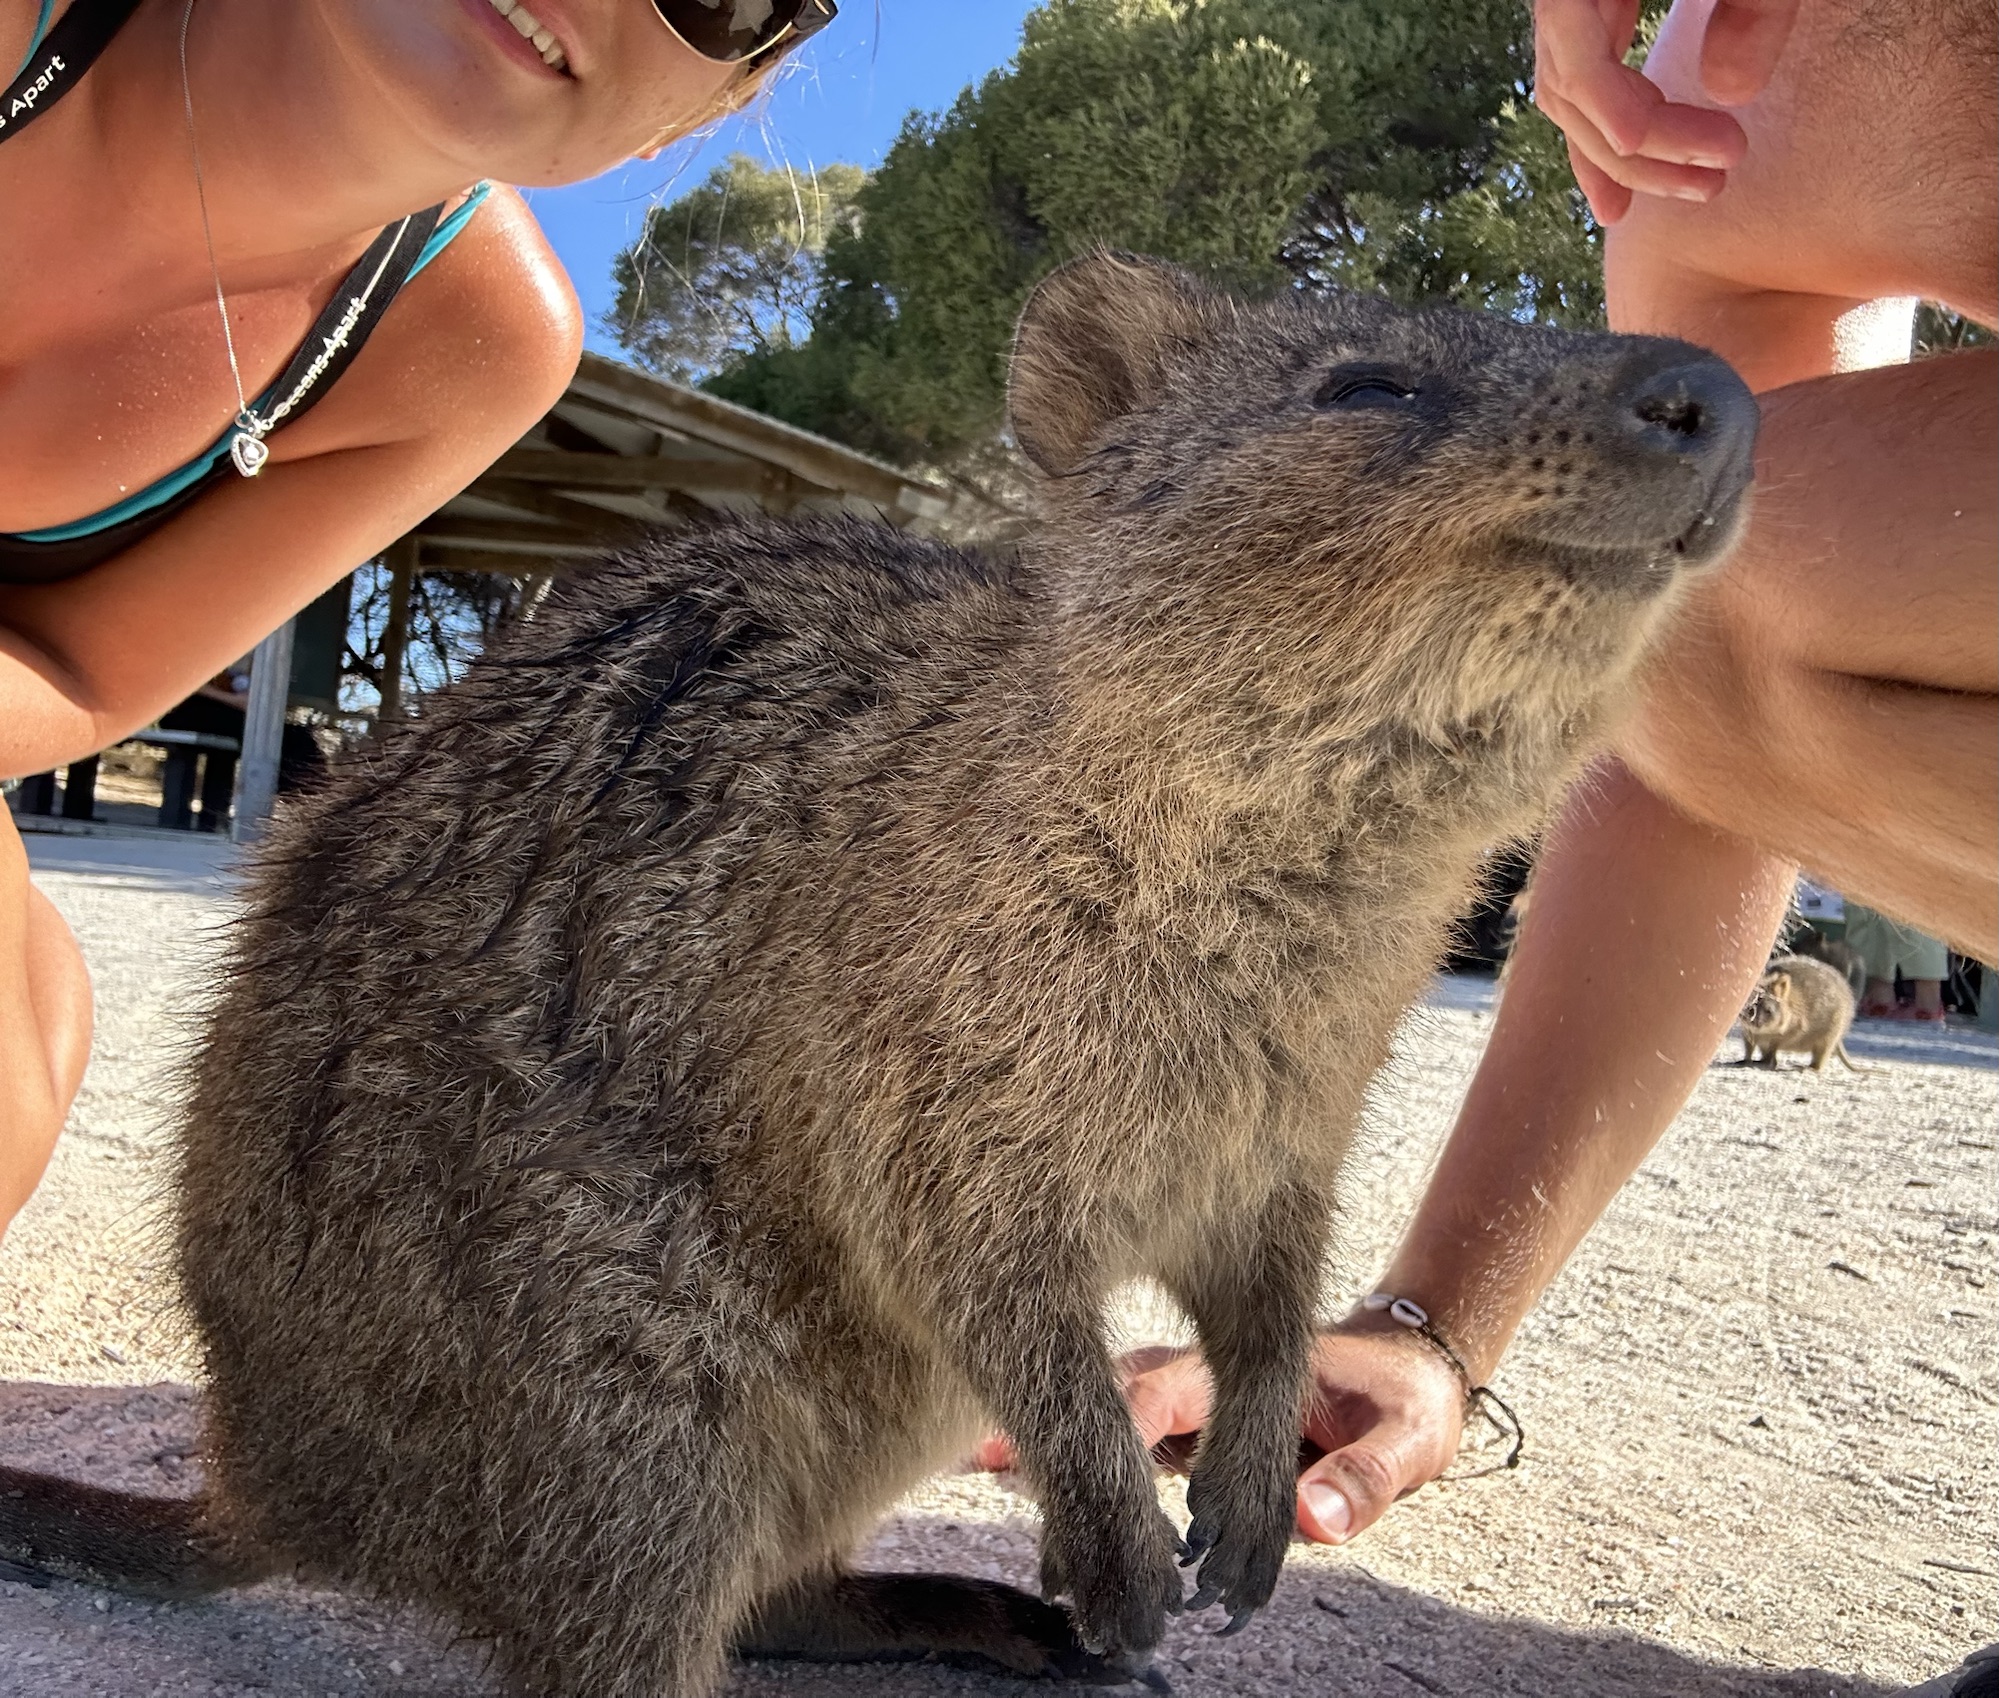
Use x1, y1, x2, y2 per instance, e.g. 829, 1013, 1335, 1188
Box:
3, 826, 1993, 1698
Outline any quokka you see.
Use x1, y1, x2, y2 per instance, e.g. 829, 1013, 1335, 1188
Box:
0, 252, 1757, 1693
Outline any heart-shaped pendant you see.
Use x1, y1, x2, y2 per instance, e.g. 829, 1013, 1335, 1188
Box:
230, 430, 271, 479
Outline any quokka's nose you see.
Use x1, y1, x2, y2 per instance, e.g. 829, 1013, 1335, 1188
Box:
1616, 354, 1759, 504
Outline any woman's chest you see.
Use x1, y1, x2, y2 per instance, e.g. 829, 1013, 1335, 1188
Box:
0, 193, 367, 532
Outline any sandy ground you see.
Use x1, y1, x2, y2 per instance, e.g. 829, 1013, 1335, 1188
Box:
3, 826, 1993, 1698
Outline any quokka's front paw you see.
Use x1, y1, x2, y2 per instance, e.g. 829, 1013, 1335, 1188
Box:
1040, 1503, 1185, 1662
1177, 1453, 1293, 1635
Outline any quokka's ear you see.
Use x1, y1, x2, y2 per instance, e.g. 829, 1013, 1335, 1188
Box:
1008, 251, 1216, 477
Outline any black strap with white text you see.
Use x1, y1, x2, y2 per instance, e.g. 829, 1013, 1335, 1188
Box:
0, 0, 146, 145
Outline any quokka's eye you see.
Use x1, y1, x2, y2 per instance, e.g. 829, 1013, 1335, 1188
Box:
1314, 363, 1420, 409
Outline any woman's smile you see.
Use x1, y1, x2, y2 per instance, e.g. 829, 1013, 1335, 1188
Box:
455, 0, 574, 78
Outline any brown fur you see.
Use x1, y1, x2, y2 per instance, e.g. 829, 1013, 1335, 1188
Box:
0, 254, 1756, 1692
1782, 928, 1867, 999
1738, 952, 1864, 1072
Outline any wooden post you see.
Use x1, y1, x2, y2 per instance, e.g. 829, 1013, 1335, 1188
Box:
377, 537, 417, 730
232, 619, 295, 844
59, 756, 98, 822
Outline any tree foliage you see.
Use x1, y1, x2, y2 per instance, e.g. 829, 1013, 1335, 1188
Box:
616, 1, 1619, 470
607, 154, 865, 383
1915, 304, 1996, 357
341, 566, 535, 725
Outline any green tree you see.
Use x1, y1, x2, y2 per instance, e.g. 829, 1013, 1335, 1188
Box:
666, 2, 1626, 469
607, 154, 865, 383
1915, 304, 1995, 357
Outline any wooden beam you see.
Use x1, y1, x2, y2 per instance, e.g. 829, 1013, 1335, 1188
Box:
487, 448, 786, 497
416, 508, 704, 578
472, 478, 651, 539
566, 353, 946, 511
416, 516, 610, 554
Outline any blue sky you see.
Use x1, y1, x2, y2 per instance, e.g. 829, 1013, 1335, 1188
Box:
525, 2, 1042, 352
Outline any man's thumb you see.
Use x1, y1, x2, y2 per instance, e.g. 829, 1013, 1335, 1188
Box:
1296, 1442, 1405, 1545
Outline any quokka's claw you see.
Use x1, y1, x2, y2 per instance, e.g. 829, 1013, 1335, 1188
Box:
1184, 1581, 1222, 1613
1177, 1524, 1214, 1569
1218, 1605, 1257, 1638
1135, 1662, 1175, 1693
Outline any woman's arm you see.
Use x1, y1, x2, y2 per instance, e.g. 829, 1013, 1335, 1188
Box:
0, 188, 582, 778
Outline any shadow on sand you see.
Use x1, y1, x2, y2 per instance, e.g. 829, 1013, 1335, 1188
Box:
1, 1382, 1896, 1698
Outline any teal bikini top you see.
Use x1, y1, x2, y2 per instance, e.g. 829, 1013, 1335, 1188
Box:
0, 0, 493, 583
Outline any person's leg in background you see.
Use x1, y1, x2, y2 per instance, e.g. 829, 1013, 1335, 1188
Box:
1847, 905, 1899, 1015
1848, 904, 1951, 1020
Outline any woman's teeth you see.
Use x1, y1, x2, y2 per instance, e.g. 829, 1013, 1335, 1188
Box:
485, 0, 569, 72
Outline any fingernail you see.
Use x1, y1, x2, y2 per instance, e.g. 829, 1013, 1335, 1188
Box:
1301, 1483, 1351, 1541
1671, 183, 1716, 201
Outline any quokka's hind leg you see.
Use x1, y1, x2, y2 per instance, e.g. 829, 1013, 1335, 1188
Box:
737, 1570, 1153, 1686
0, 1467, 274, 1598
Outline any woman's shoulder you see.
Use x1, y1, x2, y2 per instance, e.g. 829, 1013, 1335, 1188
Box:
406, 184, 584, 364
281, 185, 585, 470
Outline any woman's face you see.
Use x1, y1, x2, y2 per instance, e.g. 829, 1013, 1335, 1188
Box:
321, 0, 754, 185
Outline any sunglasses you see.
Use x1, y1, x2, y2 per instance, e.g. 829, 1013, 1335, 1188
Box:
651, 0, 837, 64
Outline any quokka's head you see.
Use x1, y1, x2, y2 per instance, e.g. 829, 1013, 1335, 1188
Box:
1741, 969, 1798, 1036
1008, 253, 1758, 747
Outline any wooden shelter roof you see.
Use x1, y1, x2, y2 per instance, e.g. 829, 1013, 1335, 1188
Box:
406, 352, 979, 576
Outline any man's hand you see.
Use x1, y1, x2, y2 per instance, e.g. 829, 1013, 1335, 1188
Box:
1286, 1328, 1467, 1542
976, 1329, 1467, 1546
1533, 0, 1803, 223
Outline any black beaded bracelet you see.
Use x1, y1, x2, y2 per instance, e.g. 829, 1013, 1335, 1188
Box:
1361, 1292, 1525, 1475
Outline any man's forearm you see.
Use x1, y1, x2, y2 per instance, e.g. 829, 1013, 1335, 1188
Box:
1376, 763, 1795, 1382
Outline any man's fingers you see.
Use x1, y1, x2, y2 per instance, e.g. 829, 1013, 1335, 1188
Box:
1537, 0, 1655, 157
1295, 1442, 1409, 1546
1122, 1353, 1213, 1451
972, 1433, 1017, 1472
1126, 1380, 1189, 1453
1624, 100, 1747, 172
1700, 0, 1802, 105
1567, 139, 1634, 226
1535, 0, 1753, 223
1541, 88, 1730, 203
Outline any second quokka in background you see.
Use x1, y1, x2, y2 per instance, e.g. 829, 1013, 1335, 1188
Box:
0, 253, 1758, 1693
1738, 952, 1866, 1072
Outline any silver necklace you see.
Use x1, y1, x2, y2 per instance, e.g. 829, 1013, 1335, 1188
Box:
178, 0, 414, 478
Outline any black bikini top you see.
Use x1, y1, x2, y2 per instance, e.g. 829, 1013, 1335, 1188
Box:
0, 0, 453, 584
